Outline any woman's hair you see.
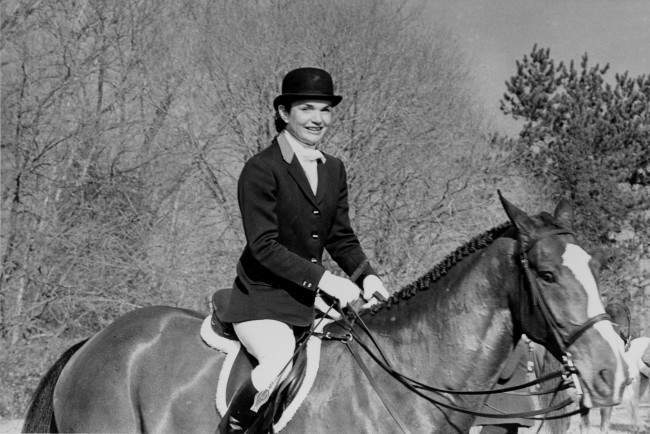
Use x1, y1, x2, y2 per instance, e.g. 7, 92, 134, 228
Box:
274, 110, 287, 133
274, 101, 294, 132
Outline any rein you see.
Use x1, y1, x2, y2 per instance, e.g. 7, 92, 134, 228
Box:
346, 311, 579, 420
338, 308, 579, 421
317, 229, 613, 424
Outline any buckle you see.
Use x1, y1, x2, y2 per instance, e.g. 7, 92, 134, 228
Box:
562, 352, 583, 397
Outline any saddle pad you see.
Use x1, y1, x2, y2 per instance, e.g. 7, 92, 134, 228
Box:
200, 316, 329, 432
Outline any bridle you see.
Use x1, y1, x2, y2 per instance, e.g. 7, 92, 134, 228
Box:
517, 229, 611, 397
316, 229, 612, 426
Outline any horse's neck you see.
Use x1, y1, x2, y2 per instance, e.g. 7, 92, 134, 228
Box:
365, 238, 520, 390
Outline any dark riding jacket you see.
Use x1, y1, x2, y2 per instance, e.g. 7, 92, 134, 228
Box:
220, 134, 375, 327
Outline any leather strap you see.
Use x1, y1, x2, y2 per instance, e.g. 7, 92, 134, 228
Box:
346, 341, 410, 433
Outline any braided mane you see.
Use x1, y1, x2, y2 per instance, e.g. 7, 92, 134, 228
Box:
369, 221, 513, 314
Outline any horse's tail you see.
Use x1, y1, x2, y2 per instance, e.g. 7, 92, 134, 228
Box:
22, 339, 88, 433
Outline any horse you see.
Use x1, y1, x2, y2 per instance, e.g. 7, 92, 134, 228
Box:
577, 302, 649, 433
22, 194, 629, 433
617, 337, 650, 433
580, 336, 650, 433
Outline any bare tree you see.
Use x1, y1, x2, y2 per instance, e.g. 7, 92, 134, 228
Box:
1, 0, 498, 416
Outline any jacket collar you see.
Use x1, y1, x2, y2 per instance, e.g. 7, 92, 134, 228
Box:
277, 132, 294, 164
276, 133, 330, 207
277, 131, 326, 164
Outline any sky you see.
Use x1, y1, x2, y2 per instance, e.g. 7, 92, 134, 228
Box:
423, 0, 650, 134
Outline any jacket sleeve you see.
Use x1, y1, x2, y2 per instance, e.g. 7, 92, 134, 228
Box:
325, 160, 376, 285
238, 157, 325, 291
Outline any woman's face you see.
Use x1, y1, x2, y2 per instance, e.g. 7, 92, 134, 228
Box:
279, 99, 332, 146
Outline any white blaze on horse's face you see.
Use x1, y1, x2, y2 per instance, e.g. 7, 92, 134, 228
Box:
561, 243, 628, 404
561, 244, 602, 317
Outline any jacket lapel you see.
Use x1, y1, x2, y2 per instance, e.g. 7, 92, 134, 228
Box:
277, 134, 319, 208
315, 160, 330, 206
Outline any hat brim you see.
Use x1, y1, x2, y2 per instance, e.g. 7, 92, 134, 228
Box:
273, 93, 342, 110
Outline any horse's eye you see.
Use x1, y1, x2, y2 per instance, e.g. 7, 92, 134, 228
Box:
539, 271, 556, 283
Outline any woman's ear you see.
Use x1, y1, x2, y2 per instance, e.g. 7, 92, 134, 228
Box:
278, 105, 290, 123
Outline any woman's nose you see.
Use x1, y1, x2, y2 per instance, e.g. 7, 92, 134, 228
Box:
311, 111, 322, 124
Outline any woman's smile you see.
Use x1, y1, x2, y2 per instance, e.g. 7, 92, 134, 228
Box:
280, 100, 332, 146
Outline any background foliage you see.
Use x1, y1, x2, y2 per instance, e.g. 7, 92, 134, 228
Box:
501, 44, 649, 241
1, 1, 647, 420
500, 44, 649, 331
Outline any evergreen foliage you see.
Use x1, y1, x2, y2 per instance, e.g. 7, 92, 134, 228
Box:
501, 45, 650, 242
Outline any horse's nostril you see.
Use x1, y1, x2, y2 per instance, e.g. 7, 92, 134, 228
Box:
599, 368, 613, 384
599, 369, 614, 384
593, 368, 614, 397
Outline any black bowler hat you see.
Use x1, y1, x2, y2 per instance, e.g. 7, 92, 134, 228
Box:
273, 67, 342, 110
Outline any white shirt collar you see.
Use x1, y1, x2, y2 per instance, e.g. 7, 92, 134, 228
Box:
282, 130, 326, 163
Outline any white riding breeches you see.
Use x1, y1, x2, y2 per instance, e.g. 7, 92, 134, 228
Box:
233, 319, 296, 391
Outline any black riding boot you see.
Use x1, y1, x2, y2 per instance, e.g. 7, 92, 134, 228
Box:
218, 379, 260, 434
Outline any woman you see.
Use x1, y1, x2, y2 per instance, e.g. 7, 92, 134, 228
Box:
217, 67, 389, 433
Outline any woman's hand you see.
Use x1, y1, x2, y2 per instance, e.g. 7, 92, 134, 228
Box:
318, 271, 360, 307
314, 295, 342, 320
362, 275, 389, 308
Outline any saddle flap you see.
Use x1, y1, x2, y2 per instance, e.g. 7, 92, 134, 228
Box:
211, 289, 236, 339
225, 349, 257, 403
220, 339, 311, 433
201, 313, 327, 432
224, 345, 308, 411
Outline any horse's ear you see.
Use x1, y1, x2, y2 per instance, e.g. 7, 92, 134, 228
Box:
498, 190, 536, 248
553, 198, 573, 229
591, 248, 612, 270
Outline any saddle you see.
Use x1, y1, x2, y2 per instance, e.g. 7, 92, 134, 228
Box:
202, 289, 333, 433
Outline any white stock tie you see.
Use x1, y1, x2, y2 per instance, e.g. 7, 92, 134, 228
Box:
283, 131, 325, 195
298, 149, 323, 195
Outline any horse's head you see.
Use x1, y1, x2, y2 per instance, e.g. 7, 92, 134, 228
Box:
499, 192, 628, 408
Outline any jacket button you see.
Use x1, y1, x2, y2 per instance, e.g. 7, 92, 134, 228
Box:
310, 258, 318, 263
313, 209, 320, 215
311, 233, 319, 239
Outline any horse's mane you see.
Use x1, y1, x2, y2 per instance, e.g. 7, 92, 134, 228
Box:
368, 221, 513, 315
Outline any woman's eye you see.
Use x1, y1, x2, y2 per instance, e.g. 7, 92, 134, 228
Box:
539, 271, 555, 283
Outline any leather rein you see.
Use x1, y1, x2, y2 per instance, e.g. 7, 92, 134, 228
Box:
322, 229, 611, 422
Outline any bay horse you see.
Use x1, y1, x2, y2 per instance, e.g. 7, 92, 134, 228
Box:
23, 195, 628, 433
